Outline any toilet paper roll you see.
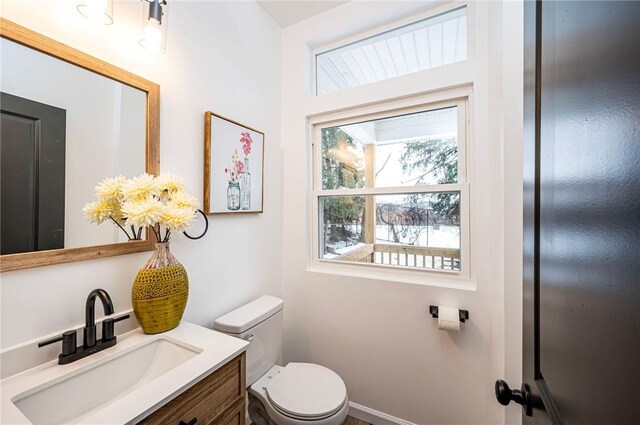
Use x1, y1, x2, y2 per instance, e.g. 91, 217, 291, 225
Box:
437, 306, 460, 332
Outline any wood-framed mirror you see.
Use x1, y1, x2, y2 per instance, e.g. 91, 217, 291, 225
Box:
0, 18, 160, 272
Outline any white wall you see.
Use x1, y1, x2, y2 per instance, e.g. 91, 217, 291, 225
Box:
0, 0, 282, 350
0, 1, 525, 423
280, 1, 523, 424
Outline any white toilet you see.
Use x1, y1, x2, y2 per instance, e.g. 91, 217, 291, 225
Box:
214, 296, 349, 425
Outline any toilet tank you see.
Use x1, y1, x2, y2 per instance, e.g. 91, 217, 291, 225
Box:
214, 296, 283, 386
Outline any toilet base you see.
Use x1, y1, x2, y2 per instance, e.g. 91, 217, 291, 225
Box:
248, 393, 276, 425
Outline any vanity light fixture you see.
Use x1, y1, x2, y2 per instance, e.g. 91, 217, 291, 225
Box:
140, 0, 168, 54
76, 0, 114, 25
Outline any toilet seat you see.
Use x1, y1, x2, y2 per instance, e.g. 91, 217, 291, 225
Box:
249, 364, 349, 425
266, 363, 347, 420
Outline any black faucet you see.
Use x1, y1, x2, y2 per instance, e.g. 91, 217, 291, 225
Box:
84, 289, 114, 348
38, 288, 130, 365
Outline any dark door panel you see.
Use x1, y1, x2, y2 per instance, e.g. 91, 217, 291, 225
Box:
538, 2, 640, 423
506, 1, 640, 424
1, 113, 38, 254
1, 92, 66, 254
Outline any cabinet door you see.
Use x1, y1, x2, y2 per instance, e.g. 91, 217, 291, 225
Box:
216, 401, 245, 425
139, 353, 246, 425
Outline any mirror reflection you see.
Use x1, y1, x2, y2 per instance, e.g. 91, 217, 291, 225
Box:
0, 37, 147, 255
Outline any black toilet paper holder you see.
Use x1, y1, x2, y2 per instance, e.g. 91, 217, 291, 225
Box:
429, 305, 469, 323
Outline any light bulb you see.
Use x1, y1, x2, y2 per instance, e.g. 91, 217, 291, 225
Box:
140, 18, 164, 54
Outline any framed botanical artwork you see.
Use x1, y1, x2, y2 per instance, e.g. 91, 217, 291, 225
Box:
204, 112, 265, 214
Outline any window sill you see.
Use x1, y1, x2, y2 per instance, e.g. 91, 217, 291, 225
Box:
307, 260, 476, 291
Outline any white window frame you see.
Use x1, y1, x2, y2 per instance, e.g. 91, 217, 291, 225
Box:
312, 1, 472, 97
309, 91, 472, 286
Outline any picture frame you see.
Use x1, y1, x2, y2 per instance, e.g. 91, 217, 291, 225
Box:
204, 112, 265, 214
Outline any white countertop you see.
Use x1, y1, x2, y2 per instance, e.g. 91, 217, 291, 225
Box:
1, 322, 248, 425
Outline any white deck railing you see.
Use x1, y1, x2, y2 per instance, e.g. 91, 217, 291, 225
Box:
334, 243, 460, 271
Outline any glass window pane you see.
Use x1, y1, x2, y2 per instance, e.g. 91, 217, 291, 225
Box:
321, 107, 458, 189
321, 126, 366, 190
316, 6, 467, 95
319, 192, 461, 271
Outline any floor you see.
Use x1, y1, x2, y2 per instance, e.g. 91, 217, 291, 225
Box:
343, 416, 371, 425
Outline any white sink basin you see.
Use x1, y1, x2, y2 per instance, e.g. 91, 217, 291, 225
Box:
1, 322, 248, 425
13, 338, 200, 424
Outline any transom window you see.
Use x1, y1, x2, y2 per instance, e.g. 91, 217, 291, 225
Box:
312, 99, 468, 274
316, 6, 468, 95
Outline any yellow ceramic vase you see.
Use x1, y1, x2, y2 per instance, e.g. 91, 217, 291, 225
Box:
132, 242, 188, 334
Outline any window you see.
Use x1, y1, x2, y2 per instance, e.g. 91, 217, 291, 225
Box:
316, 6, 467, 95
312, 99, 468, 275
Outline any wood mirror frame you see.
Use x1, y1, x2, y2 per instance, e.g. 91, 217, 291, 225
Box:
0, 18, 160, 272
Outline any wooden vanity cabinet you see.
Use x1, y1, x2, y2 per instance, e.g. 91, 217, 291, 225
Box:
138, 353, 246, 425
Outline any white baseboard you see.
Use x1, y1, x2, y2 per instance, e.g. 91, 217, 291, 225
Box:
348, 402, 417, 425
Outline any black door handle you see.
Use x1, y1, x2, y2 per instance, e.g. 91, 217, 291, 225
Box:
179, 418, 197, 425
495, 379, 532, 416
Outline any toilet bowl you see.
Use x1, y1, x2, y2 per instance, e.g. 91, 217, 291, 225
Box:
248, 364, 349, 425
214, 296, 349, 425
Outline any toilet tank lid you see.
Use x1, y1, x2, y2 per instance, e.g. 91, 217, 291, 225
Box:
214, 295, 283, 334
